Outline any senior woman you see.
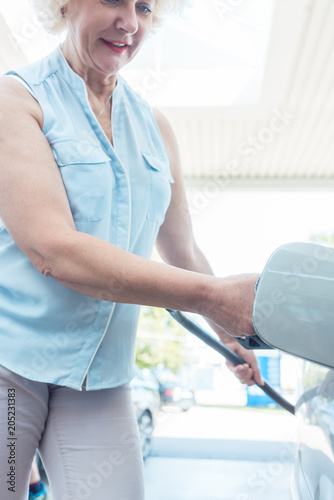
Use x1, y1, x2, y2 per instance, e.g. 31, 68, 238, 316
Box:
0, 0, 262, 498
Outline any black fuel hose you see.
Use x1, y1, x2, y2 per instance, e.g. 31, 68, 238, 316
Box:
167, 309, 295, 415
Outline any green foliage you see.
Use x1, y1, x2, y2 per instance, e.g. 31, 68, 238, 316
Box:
310, 232, 334, 248
135, 306, 186, 374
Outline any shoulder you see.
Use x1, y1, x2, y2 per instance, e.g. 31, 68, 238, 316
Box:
0, 76, 43, 127
152, 108, 171, 133
152, 108, 180, 163
153, 108, 176, 146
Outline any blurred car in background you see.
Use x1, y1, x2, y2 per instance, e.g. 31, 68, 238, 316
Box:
131, 370, 161, 459
291, 361, 334, 500
158, 381, 196, 412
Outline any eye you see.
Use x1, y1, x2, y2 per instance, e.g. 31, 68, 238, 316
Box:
136, 3, 152, 15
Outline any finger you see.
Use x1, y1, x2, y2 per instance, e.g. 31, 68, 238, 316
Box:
226, 360, 263, 387
226, 362, 248, 375
232, 364, 254, 384
239, 363, 262, 386
226, 361, 258, 386
251, 365, 264, 386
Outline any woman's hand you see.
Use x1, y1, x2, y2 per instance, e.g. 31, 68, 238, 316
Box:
224, 340, 264, 386
200, 273, 259, 339
204, 319, 263, 387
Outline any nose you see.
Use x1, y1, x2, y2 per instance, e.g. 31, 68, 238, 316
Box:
115, 5, 139, 35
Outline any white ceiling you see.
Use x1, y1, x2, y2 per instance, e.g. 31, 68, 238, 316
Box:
1, 0, 334, 190
160, 0, 334, 190
122, 0, 276, 107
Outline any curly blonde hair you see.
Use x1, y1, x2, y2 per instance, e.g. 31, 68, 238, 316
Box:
29, 0, 189, 34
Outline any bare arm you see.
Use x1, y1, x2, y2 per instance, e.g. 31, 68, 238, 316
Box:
0, 77, 256, 338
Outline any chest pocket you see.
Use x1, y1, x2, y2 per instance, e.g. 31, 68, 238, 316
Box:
142, 151, 174, 226
51, 140, 112, 222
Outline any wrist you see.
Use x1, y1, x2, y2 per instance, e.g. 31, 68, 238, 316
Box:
191, 274, 219, 317
197, 275, 230, 324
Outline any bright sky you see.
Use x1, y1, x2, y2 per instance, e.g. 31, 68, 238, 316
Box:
188, 190, 334, 277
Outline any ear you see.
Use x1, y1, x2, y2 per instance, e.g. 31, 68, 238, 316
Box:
61, 4, 68, 18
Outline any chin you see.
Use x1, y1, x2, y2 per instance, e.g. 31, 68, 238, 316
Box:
96, 59, 125, 75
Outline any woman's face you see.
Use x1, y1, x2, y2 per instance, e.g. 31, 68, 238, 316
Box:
64, 0, 156, 76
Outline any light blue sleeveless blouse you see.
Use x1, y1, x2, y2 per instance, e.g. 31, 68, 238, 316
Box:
0, 46, 173, 390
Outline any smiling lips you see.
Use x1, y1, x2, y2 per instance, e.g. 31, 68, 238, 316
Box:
101, 39, 130, 54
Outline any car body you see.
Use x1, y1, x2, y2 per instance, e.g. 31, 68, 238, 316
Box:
158, 381, 196, 411
131, 370, 161, 459
291, 361, 334, 499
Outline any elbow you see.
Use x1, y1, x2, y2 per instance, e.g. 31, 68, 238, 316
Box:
32, 251, 58, 278
169, 243, 202, 272
29, 231, 75, 280
35, 257, 54, 278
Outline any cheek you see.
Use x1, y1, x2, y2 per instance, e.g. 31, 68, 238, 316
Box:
66, 15, 90, 45
133, 24, 152, 50
128, 43, 142, 61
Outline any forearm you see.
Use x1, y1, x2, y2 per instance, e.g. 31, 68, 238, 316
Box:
42, 230, 211, 313
38, 231, 256, 337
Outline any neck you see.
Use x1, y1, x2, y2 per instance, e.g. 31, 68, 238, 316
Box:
60, 38, 117, 100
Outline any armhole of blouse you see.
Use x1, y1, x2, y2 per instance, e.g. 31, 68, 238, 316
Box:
7, 74, 35, 98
